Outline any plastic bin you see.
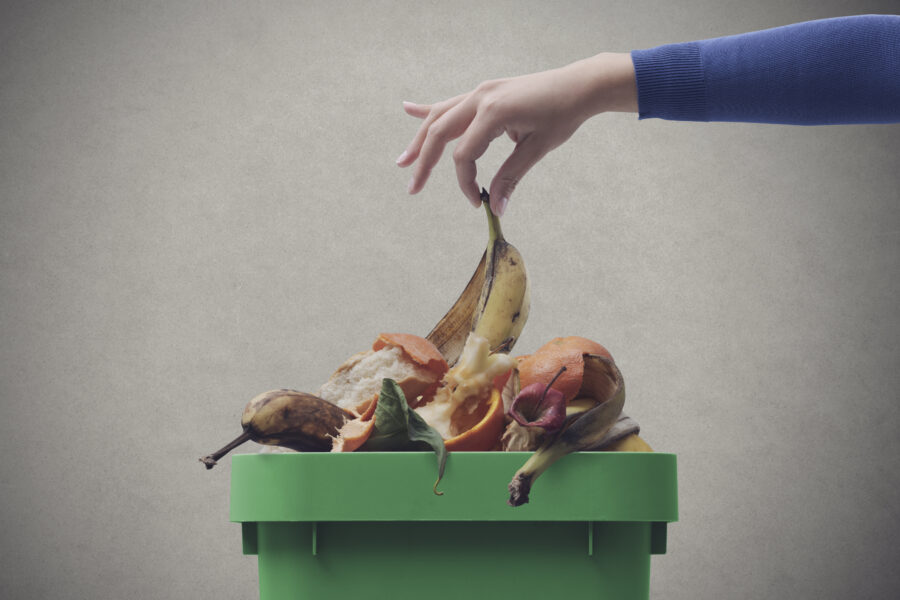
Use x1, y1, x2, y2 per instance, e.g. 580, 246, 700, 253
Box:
230, 451, 677, 600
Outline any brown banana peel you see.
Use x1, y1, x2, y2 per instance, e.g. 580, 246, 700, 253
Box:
507, 354, 625, 506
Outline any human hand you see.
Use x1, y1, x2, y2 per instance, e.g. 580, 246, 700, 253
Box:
396, 52, 637, 216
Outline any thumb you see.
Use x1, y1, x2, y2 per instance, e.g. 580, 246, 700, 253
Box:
488, 134, 545, 217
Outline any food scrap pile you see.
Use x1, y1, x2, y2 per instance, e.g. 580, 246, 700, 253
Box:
201, 191, 651, 506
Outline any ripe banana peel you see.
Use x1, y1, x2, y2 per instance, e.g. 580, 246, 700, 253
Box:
425, 251, 485, 366
426, 189, 530, 366
199, 390, 352, 469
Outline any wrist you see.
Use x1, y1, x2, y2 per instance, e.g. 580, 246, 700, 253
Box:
569, 52, 638, 117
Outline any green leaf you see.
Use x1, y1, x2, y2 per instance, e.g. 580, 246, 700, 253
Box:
361, 378, 409, 449
359, 378, 448, 495
406, 408, 448, 495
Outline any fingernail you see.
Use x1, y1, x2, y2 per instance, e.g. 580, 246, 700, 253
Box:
407, 177, 416, 194
469, 195, 481, 208
396, 150, 409, 164
492, 196, 508, 217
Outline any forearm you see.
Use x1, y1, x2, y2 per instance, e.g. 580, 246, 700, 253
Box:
631, 14, 900, 125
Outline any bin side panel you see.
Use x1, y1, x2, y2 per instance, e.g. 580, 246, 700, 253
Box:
257, 522, 309, 599
256, 521, 651, 600
591, 521, 651, 599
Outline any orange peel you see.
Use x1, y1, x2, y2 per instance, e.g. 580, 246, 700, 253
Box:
516, 336, 613, 404
331, 394, 378, 453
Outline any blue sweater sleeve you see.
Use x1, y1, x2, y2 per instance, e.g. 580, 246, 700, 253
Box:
631, 15, 900, 125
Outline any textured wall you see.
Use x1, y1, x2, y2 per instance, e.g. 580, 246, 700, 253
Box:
1, 1, 898, 598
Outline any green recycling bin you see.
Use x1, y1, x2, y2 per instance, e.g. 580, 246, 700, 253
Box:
230, 451, 677, 600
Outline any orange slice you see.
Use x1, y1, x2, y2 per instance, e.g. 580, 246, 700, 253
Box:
444, 388, 506, 451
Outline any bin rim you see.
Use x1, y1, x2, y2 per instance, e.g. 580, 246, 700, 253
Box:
229, 451, 677, 523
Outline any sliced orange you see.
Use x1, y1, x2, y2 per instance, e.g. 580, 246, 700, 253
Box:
444, 388, 506, 451
492, 368, 513, 393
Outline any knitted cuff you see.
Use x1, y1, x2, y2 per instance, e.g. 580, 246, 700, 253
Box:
631, 42, 708, 121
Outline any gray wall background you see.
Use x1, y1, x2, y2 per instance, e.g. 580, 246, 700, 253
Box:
1, 1, 898, 598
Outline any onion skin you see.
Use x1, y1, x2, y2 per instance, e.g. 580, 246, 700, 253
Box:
508, 365, 568, 433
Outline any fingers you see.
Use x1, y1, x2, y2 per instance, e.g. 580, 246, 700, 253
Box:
488, 133, 547, 217
397, 90, 541, 212
396, 94, 467, 168
454, 160, 482, 208
407, 97, 477, 195
453, 112, 505, 208
402, 101, 431, 118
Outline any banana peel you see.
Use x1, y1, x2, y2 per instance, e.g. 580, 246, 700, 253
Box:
426, 190, 529, 366
507, 354, 626, 506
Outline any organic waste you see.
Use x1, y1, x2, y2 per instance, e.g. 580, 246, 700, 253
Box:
200, 191, 653, 504
199, 390, 352, 469
416, 332, 515, 450
356, 378, 447, 494
426, 189, 529, 367
508, 365, 569, 433
507, 352, 625, 506
318, 332, 448, 414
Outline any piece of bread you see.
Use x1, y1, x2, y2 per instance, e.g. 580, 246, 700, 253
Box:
317, 345, 440, 414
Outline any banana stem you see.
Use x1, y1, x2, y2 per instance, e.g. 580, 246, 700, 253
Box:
199, 431, 252, 470
481, 188, 504, 242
